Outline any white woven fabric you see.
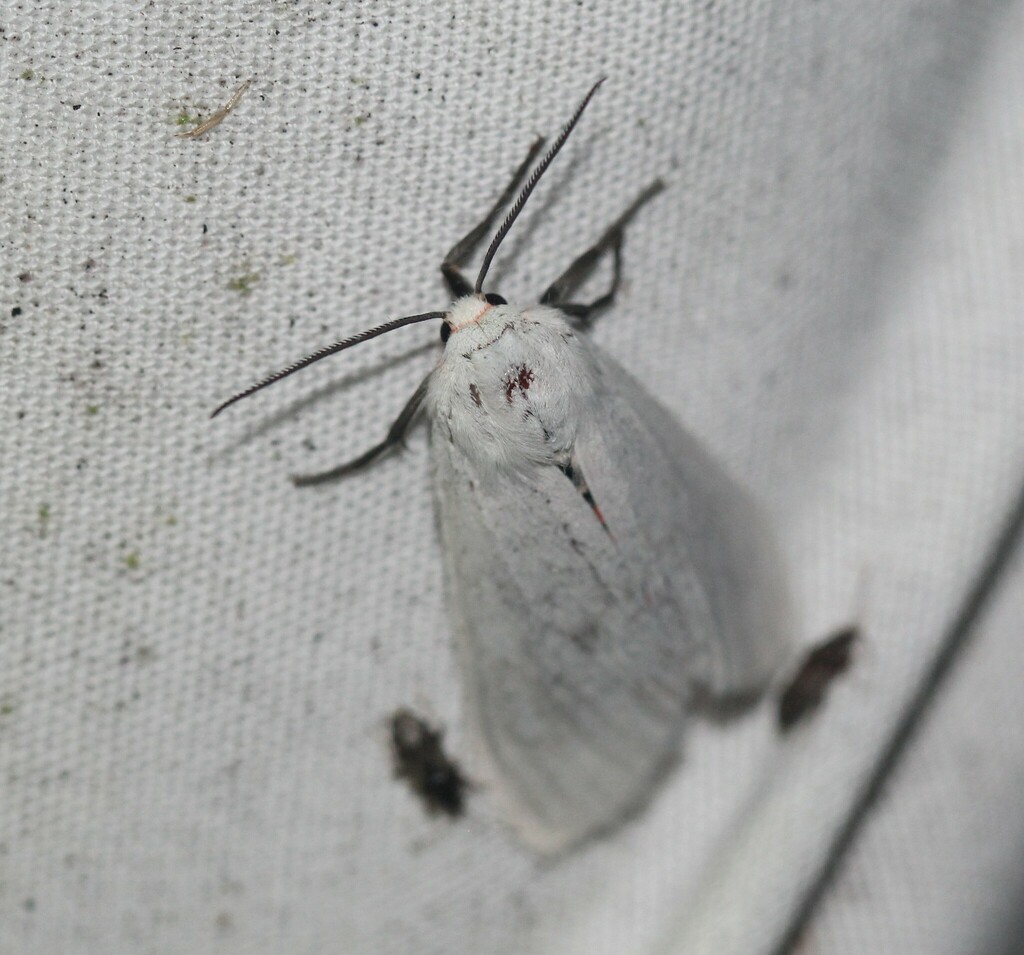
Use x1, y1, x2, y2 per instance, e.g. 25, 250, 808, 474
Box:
807, 533, 1024, 954
3, 2, 1023, 953
777, 12, 1024, 952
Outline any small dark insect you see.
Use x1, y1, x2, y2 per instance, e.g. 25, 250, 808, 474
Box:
389, 708, 469, 817
778, 626, 859, 731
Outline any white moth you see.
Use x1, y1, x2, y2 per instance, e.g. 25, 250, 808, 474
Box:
213, 80, 792, 853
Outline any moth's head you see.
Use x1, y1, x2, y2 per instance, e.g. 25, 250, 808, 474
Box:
440, 293, 509, 347
210, 79, 604, 422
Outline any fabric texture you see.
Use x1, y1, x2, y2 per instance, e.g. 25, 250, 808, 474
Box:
806, 518, 1024, 954
3, 2, 1023, 953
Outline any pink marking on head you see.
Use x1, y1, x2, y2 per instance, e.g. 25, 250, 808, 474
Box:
449, 302, 493, 334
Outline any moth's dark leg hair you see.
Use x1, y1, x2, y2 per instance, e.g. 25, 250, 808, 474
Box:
441, 137, 546, 299
541, 179, 665, 327
291, 373, 431, 487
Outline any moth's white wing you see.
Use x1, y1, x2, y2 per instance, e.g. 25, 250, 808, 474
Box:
433, 446, 690, 852
578, 350, 793, 697
431, 344, 791, 852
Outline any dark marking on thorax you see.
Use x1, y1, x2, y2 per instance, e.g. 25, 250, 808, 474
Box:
461, 321, 516, 358
504, 364, 535, 403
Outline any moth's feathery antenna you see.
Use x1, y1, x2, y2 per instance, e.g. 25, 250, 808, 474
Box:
474, 78, 606, 294
213, 79, 607, 418
210, 311, 445, 418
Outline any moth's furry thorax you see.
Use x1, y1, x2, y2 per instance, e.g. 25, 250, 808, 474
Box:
428, 299, 600, 473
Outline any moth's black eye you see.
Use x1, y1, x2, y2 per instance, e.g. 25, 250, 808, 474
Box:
484, 293, 507, 306
440, 322, 451, 343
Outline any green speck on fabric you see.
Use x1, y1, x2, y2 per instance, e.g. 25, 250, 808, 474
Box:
227, 272, 260, 295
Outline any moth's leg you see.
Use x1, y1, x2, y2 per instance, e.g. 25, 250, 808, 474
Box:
551, 242, 623, 326
541, 179, 664, 327
441, 137, 546, 298
291, 373, 431, 487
